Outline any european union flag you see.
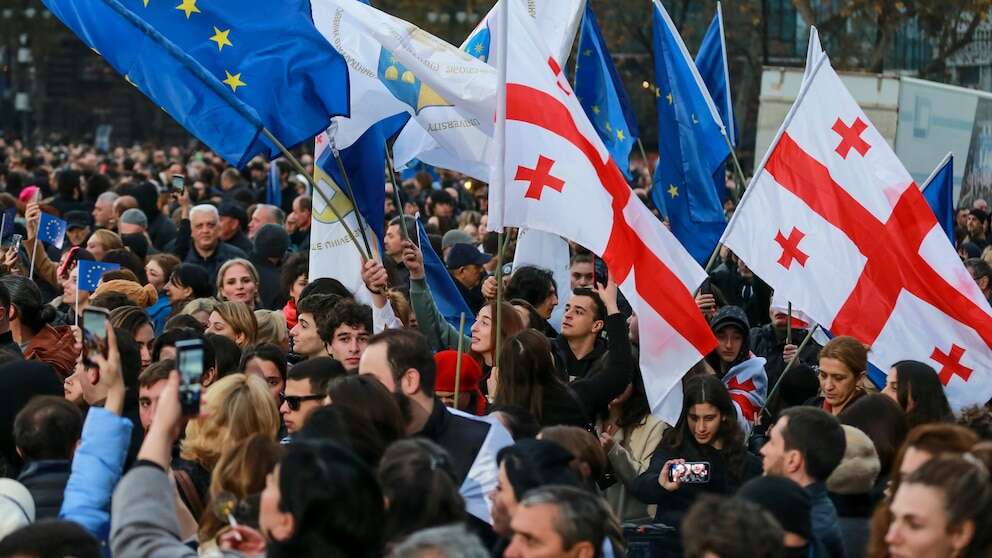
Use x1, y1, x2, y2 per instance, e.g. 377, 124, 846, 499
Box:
574, 3, 639, 179
650, 0, 731, 265
922, 153, 955, 244
319, 112, 409, 245
266, 159, 282, 208
43, 0, 350, 168
77, 260, 121, 293
1, 207, 15, 240
695, 3, 736, 146
37, 213, 67, 249
417, 218, 474, 329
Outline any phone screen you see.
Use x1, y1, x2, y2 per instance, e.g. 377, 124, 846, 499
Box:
669, 462, 711, 484
176, 340, 204, 416
82, 309, 109, 365
170, 174, 186, 194
9, 234, 22, 254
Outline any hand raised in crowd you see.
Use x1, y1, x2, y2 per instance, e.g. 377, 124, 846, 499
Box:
695, 293, 717, 317
593, 275, 620, 315
598, 430, 616, 452
176, 186, 192, 219
361, 258, 389, 295
659, 458, 685, 492
88, 323, 126, 416
401, 239, 425, 280
783, 343, 798, 364
25, 199, 40, 233
481, 275, 498, 301
2, 245, 21, 276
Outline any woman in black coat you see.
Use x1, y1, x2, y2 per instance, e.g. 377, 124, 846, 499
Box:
632, 374, 762, 527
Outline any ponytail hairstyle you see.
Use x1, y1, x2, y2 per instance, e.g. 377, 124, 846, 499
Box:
0, 275, 56, 334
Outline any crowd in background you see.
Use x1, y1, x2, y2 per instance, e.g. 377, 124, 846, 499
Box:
0, 135, 991, 558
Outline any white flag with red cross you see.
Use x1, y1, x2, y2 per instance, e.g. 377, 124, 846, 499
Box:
722, 44, 992, 411
487, 0, 717, 423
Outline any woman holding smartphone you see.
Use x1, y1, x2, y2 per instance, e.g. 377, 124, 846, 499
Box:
632, 374, 762, 528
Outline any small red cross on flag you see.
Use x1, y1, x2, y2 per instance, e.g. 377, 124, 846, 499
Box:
723, 32, 992, 411
832, 117, 871, 159
515, 155, 565, 200
774, 227, 809, 269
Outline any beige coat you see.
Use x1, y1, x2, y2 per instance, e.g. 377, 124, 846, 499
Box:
600, 414, 668, 522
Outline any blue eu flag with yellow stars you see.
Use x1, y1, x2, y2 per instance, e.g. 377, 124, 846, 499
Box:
37, 213, 67, 249
573, 2, 639, 179
77, 260, 121, 293
650, 0, 730, 265
42, 0, 350, 168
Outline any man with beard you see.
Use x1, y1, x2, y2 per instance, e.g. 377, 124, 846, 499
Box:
761, 407, 847, 558
359, 328, 512, 526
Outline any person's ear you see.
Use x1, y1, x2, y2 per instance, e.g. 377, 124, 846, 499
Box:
591, 318, 605, 334
7, 305, 17, 322
236, 332, 247, 347
202, 366, 217, 388
269, 508, 295, 542
949, 520, 975, 554
571, 541, 596, 558
785, 449, 803, 475
401, 368, 421, 396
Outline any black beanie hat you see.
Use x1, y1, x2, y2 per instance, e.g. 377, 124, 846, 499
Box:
496, 439, 579, 498
254, 224, 290, 260
737, 475, 812, 540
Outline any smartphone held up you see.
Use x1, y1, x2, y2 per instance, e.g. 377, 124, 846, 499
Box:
175, 338, 205, 416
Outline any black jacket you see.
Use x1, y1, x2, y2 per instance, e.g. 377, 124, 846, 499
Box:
226, 229, 253, 255
709, 263, 773, 328
553, 330, 608, 381
183, 242, 248, 281
417, 398, 491, 485
632, 439, 762, 526
251, 254, 286, 310
750, 324, 823, 389
17, 459, 71, 519
0, 330, 23, 359
147, 212, 178, 251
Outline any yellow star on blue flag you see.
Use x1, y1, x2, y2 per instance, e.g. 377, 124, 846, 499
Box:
77, 260, 121, 293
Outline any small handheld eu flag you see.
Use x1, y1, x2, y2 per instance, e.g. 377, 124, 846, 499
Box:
77, 260, 122, 293
37, 213, 68, 249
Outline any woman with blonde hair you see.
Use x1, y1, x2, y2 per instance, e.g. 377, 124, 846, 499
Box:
207, 301, 257, 349
180, 297, 219, 327
217, 258, 260, 309
254, 309, 288, 350
85, 229, 124, 261
174, 373, 281, 520
198, 434, 285, 549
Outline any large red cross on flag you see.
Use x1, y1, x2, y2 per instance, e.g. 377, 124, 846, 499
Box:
488, 0, 716, 424
723, 41, 992, 411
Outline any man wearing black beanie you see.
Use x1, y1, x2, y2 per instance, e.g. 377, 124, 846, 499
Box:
738, 475, 826, 558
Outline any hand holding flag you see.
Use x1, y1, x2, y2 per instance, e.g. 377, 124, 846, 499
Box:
37, 213, 67, 249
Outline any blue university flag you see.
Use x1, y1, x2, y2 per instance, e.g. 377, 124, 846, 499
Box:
650, 0, 731, 265
37, 213, 67, 249
319, 112, 410, 246
695, 3, 736, 146
77, 260, 121, 293
42, 0, 350, 168
574, 2, 639, 179
417, 218, 475, 329
266, 159, 282, 208
922, 153, 955, 244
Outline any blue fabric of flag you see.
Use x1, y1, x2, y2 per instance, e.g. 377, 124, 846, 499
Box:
37, 213, 67, 249
695, 5, 736, 146
42, 0, 350, 168
77, 260, 121, 293
922, 155, 955, 244
650, 1, 730, 265
318, 113, 409, 245
417, 218, 474, 329
574, 2, 639, 179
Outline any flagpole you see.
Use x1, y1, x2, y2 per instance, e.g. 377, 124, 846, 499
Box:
492, 0, 510, 375
920, 151, 953, 192
259, 128, 369, 261
720, 54, 828, 246
330, 144, 376, 260
721, 133, 746, 204
786, 302, 793, 345
454, 312, 466, 411
754, 324, 819, 425
28, 190, 40, 280
636, 138, 653, 187
384, 147, 412, 243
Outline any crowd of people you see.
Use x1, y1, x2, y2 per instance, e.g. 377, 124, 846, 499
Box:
0, 135, 991, 558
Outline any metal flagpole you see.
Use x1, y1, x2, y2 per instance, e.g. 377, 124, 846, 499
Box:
384, 147, 412, 243
453, 312, 466, 410
636, 138, 653, 187
260, 128, 369, 261
492, 0, 510, 375
786, 302, 793, 346
757, 324, 819, 422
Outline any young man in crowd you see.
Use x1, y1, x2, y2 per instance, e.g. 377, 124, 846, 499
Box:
13, 396, 83, 519
288, 293, 340, 360
280, 356, 346, 435
554, 287, 615, 380
761, 406, 848, 558
318, 299, 372, 372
